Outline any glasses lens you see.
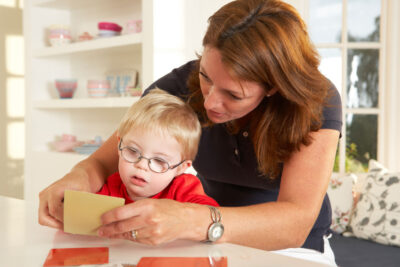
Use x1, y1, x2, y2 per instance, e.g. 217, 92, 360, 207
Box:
122, 147, 140, 163
149, 158, 169, 173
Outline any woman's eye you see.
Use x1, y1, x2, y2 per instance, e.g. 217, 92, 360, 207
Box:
199, 72, 211, 83
229, 93, 242, 100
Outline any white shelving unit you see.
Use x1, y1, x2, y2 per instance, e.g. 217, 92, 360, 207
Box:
32, 33, 143, 58
24, 0, 155, 200
33, 96, 140, 109
24, 0, 234, 200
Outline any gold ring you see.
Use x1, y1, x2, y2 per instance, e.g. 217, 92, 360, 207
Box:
131, 229, 138, 240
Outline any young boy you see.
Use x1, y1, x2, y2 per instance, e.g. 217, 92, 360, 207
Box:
96, 89, 218, 207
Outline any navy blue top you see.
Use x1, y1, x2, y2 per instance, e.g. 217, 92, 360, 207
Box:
145, 61, 343, 252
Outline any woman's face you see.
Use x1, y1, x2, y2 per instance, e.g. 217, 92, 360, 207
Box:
199, 46, 267, 124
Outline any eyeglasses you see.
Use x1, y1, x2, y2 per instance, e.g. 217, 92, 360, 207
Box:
118, 139, 185, 173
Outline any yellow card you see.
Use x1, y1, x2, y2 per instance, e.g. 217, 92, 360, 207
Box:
64, 190, 125, 236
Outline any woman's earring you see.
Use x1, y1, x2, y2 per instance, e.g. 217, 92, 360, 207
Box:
266, 88, 278, 97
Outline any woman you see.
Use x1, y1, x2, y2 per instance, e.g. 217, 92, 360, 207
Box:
39, 0, 341, 263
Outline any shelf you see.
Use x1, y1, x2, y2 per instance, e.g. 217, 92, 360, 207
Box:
33, 0, 125, 10
33, 150, 88, 160
33, 33, 142, 57
33, 96, 140, 109
25, 0, 151, 202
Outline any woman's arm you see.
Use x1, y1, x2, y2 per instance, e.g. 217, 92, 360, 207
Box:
98, 129, 339, 250
38, 131, 120, 229
217, 129, 339, 249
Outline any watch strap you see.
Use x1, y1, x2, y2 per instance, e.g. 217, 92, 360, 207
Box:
209, 206, 221, 224
204, 205, 224, 242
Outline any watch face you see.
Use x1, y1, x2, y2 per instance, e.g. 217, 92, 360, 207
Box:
208, 222, 224, 242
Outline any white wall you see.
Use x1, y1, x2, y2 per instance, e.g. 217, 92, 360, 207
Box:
148, 0, 305, 83
0, 1, 24, 199
151, 0, 231, 82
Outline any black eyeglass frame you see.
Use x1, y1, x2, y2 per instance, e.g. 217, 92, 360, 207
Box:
118, 139, 186, 173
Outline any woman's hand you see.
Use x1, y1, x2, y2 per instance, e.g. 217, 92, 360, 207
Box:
38, 168, 92, 229
98, 198, 209, 246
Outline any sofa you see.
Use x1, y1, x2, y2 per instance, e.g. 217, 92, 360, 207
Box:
327, 160, 400, 267
330, 231, 400, 267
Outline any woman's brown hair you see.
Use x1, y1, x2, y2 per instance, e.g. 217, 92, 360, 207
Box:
188, 0, 330, 178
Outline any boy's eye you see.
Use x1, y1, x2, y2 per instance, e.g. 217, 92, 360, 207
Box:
152, 157, 167, 164
127, 148, 140, 156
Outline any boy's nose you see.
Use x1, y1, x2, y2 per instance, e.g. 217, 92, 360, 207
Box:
134, 157, 150, 171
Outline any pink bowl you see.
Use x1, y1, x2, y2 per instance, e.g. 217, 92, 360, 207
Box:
87, 80, 110, 89
128, 87, 142, 96
57, 88, 76, 98
88, 87, 109, 98
56, 79, 77, 88
126, 19, 142, 33
52, 140, 84, 152
98, 22, 122, 32
55, 79, 77, 98
61, 134, 77, 142
49, 33, 72, 39
49, 29, 70, 35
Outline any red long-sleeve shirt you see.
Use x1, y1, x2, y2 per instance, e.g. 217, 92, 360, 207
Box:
97, 172, 219, 206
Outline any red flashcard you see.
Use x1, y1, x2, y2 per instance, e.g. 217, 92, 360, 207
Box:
137, 257, 228, 267
43, 247, 109, 266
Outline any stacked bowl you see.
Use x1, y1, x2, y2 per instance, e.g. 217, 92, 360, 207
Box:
126, 19, 142, 34
51, 134, 83, 152
87, 80, 110, 98
98, 22, 122, 37
55, 79, 77, 98
127, 87, 142, 96
73, 136, 103, 155
48, 25, 72, 46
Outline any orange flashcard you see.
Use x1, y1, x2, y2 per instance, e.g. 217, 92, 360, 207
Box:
136, 256, 228, 267
43, 247, 109, 266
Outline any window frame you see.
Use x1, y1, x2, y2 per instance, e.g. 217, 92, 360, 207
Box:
297, 0, 398, 173
383, 0, 400, 172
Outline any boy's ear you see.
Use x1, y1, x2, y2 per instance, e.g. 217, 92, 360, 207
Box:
176, 160, 193, 175
117, 136, 121, 148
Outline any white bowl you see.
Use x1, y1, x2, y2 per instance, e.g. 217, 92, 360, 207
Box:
50, 37, 72, 46
98, 30, 120, 38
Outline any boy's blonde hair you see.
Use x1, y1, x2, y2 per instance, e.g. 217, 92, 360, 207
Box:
118, 89, 201, 160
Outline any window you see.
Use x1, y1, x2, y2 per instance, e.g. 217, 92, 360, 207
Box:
0, 1, 24, 198
308, 0, 383, 173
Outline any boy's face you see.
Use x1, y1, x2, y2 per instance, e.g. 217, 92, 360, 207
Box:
118, 128, 189, 200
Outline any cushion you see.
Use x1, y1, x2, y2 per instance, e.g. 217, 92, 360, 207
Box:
349, 168, 400, 247
327, 174, 356, 234
351, 160, 389, 209
368, 159, 388, 173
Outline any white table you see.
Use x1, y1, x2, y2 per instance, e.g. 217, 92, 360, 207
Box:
0, 195, 330, 266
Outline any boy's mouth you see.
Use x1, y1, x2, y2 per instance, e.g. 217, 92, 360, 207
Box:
130, 175, 147, 186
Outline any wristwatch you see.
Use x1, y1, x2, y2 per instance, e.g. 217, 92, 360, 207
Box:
206, 206, 224, 242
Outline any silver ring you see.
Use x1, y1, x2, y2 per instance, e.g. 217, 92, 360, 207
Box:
131, 229, 138, 240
